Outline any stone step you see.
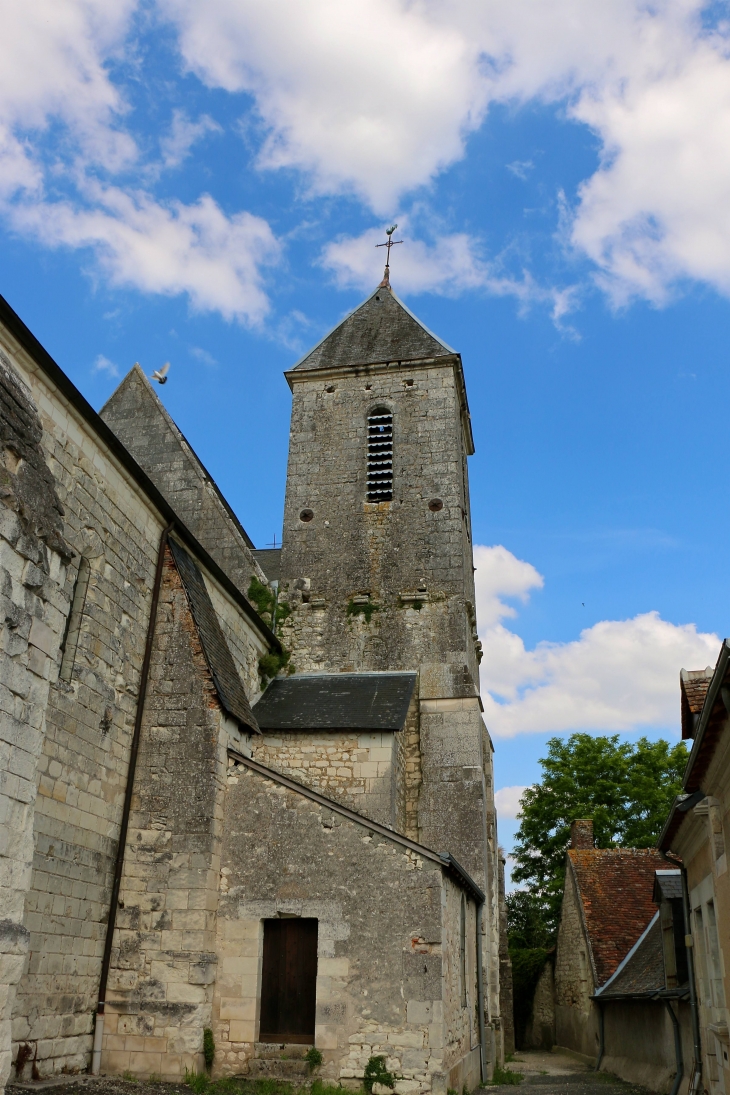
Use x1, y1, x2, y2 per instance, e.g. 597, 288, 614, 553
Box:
248, 1059, 311, 1080
254, 1042, 310, 1060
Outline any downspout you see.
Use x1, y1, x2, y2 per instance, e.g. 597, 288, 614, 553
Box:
595, 1000, 604, 1071
91, 523, 173, 1074
664, 999, 684, 1095
681, 866, 703, 1091
476, 900, 488, 1083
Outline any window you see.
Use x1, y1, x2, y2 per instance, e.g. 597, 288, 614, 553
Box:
367, 409, 393, 502
59, 557, 91, 682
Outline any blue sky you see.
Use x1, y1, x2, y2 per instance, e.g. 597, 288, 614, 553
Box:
3, 0, 730, 876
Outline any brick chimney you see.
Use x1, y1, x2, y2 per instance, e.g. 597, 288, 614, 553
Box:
570, 819, 594, 849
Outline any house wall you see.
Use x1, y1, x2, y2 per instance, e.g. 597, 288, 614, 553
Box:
213, 757, 482, 1095
554, 866, 598, 1062
600, 999, 693, 1095
671, 736, 730, 1095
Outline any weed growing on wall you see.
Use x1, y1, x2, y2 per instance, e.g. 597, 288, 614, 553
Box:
203, 1028, 215, 1071
347, 599, 379, 624
363, 1056, 395, 1093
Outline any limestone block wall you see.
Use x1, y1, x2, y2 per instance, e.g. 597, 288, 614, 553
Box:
441, 875, 480, 1090
0, 351, 72, 1093
251, 730, 404, 829
279, 362, 479, 682
554, 868, 598, 1060
214, 759, 483, 1094
101, 548, 235, 1081
2, 339, 167, 1081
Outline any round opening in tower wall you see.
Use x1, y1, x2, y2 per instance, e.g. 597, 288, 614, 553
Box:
428, 498, 444, 512
299, 509, 314, 522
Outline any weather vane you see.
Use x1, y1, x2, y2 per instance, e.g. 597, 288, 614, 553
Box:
376, 224, 403, 286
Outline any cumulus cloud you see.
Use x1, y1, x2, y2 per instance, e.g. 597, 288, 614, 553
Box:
475, 543, 720, 738
92, 353, 119, 378
160, 110, 222, 170
324, 222, 580, 325
11, 187, 280, 324
494, 785, 528, 820
0, 1, 280, 323
159, 0, 730, 303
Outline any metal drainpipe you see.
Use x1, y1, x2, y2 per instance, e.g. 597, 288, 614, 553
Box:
681, 866, 703, 1089
91, 523, 174, 1075
476, 900, 488, 1083
595, 1000, 605, 1071
665, 999, 684, 1095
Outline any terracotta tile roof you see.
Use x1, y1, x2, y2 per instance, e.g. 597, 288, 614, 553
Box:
680, 667, 714, 740
568, 847, 672, 986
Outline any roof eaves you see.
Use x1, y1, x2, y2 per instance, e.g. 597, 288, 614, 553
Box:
228, 747, 485, 903
0, 292, 279, 652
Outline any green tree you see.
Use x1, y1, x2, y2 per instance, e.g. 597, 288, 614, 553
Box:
511, 733, 688, 938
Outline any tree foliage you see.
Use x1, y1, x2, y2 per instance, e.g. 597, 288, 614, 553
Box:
511, 733, 687, 937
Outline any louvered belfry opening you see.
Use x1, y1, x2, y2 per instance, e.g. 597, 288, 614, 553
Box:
367, 409, 393, 501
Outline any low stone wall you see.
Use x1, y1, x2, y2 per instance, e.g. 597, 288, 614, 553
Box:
600, 998, 692, 1095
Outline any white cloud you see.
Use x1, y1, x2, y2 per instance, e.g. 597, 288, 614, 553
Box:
160, 110, 222, 170
475, 543, 720, 738
0, 0, 137, 196
494, 785, 528, 820
92, 353, 119, 378
11, 187, 280, 325
159, 0, 730, 303
189, 345, 218, 367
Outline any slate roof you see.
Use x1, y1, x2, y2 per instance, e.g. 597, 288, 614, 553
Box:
596, 912, 665, 998
101, 366, 265, 595
169, 537, 259, 733
293, 285, 455, 372
680, 666, 714, 740
252, 548, 281, 583
569, 847, 672, 986
253, 672, 417, 731
653, 869, 682, 902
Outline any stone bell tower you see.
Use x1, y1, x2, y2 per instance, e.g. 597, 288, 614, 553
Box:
277, 272, 507, 1055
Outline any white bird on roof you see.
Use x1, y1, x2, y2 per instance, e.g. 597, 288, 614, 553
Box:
151, 362, 170, 384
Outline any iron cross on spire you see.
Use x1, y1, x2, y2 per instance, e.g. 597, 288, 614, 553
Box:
376, 224, 403, 286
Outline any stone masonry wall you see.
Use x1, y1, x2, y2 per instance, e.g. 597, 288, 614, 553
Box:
3, 334, 166, 1081
554, 867, 597, 1060
0, 351, 72, 1094
215, 759, 481, 1095
1, 323, 271, 1082
101, 548, 231, 1081
251, 730, 403, 829
279, 362, 479, 684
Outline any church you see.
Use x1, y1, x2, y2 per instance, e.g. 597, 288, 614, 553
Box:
0, 266, 509, 1095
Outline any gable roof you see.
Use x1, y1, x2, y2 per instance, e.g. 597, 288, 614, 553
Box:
569, 847, 672, 986
169, 537, 259, 734
253, 672, 417, 731
595, 912, 665, 998
101, 365, 265, 595
292, 284, 455, 373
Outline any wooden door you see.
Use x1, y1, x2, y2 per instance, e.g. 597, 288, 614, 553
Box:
260, 918, 318, 1044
